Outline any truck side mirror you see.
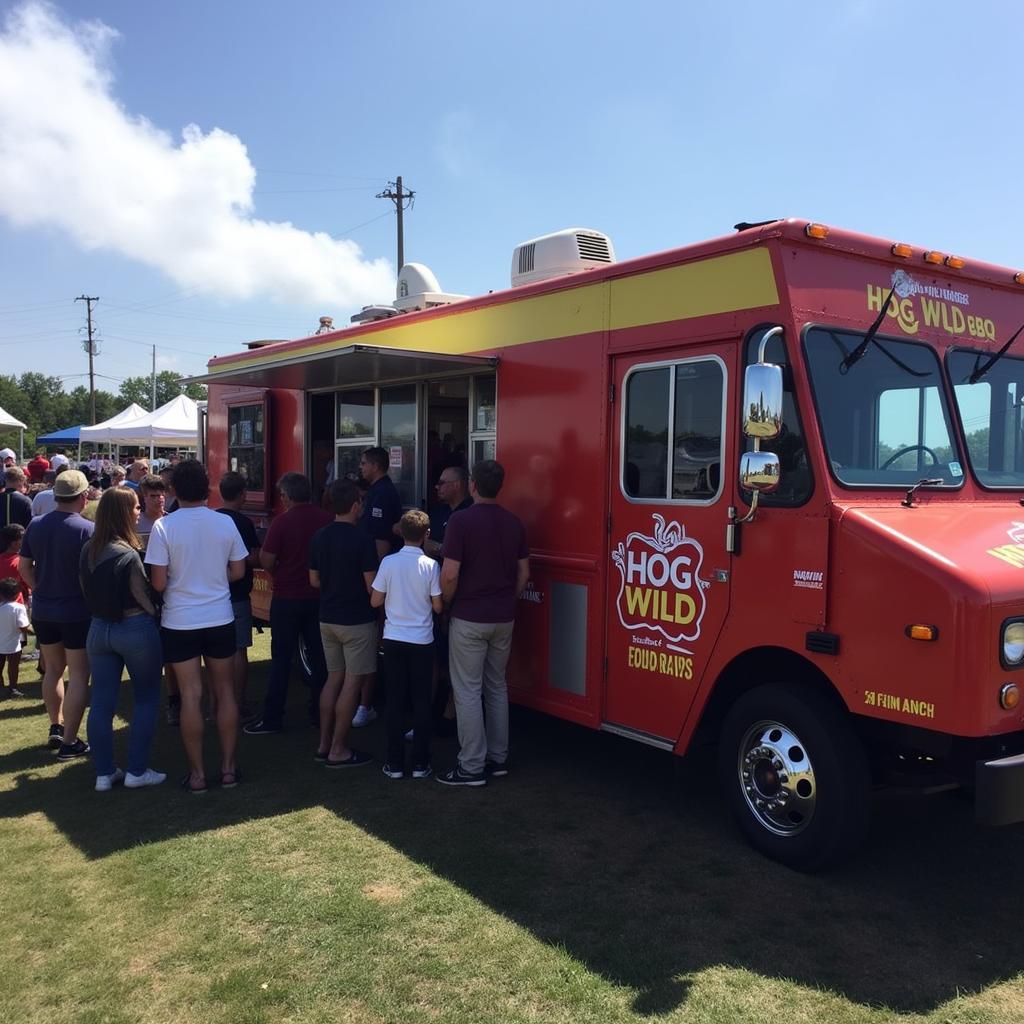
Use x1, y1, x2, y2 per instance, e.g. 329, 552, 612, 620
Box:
740, 450, 781, 492
742, 362, 784, 440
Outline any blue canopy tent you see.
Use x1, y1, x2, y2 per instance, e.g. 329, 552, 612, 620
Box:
37, 424, 86, 462
36, 425, 84, 446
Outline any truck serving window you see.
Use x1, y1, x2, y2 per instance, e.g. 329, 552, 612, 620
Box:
948, 348, 1024, 488
622, 357, 724, 502
803, 327, 962, 488
227, 402, 266, 494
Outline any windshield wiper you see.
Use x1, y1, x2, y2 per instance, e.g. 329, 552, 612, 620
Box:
840, 282, 897, 375
901, 478, 944, 508
967, 320, 1024, 384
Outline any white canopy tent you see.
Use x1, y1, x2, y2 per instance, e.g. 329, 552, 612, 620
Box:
0, 405, 27, 461
79, 403, 149, 444
84, 395, 200, 457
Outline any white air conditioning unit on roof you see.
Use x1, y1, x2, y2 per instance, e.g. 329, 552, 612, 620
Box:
511, 228, 615, 287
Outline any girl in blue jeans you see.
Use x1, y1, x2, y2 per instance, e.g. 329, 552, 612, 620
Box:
80, 487, 166, 792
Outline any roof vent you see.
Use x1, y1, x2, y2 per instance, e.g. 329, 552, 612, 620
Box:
511, 228, 615, 287
314, 316, 335, 335
393, 263, 468, 313
350, 305, 399, 325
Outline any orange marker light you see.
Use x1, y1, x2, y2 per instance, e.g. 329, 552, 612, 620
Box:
891, 243, 913, 258
945, 255, 965, 269
1000, 683, 1020, 710
906, 624, 938, 641
1015, 272, 1024, 286
805, 223, 829, 239
923, 251, 945, 265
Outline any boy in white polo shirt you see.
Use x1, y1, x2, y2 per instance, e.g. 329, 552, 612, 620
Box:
370, 510, 442, 779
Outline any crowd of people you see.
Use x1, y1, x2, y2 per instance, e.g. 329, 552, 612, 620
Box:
1, 442, 529, 792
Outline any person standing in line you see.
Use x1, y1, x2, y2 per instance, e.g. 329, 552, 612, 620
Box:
80, 487, 166, 792
216, 472, 261, 721
244, 472, 331, 736
145, 460, 247, 793
135, 474, 167, 538
371, 510, 442, 780
308, 480, 378, 768
26, 451, 49, 485
352, 446, 403, 727
437, 460, 529, 787
0, 578, 29, 698
0, 467, 33, 529
19, 470, 95, 758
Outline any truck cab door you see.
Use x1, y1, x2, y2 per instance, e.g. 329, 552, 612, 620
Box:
604, 345, 735, 743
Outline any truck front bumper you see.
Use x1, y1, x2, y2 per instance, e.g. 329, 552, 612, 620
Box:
976, 752, 1024, 825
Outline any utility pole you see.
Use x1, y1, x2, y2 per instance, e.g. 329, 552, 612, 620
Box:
376, 176, 415, 271
151, 345, 157, 411
75, 294, 99, 424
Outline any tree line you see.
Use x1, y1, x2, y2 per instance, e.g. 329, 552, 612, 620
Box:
0, 371, 206, 451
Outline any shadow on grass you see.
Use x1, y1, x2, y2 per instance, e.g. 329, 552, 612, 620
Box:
1, 677, 1023, 1017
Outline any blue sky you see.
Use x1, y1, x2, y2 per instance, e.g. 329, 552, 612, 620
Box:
1, 0, 1022, 402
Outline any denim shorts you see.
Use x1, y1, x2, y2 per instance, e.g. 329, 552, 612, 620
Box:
231, 598, 253, 650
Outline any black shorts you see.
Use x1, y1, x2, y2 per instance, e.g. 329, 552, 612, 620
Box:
161, 622, 235, 664
33, 618, 90, 650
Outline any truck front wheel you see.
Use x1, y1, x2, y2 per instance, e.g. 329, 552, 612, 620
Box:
719, 683, 870, 871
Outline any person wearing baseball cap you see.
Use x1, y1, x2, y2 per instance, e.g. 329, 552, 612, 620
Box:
50, 453, 70, 471
19, 469, 95, 759
0, 448, 16, 467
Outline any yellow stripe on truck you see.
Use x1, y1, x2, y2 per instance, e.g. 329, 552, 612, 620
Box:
213, 247, 779, 370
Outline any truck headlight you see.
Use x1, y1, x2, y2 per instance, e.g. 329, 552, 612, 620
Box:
1002, 620, 1024, 666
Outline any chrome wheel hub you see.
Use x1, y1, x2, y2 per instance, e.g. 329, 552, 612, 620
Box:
737, 719, 816, 836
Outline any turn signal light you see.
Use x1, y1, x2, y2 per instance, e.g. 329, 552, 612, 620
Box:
805, 223, 829, 239
945, 255, 965, 269
906, 624, 938, 641
1015, 272, 1024, 286
1000, 683, 1020, 710
891, 243, 913, 258
923, 251, 945, 265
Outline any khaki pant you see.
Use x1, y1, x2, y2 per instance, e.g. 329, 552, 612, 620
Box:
448, 618, 514, 775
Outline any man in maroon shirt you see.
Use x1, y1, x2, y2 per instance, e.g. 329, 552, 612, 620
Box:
437, 460, 529, 786
244, 472, 332, 734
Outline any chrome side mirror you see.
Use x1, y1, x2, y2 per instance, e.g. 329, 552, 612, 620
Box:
736, 325, 785, 525
740, 450, 781, 492
742, 362, 783, 440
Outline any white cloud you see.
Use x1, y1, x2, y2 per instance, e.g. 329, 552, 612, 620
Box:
0, 2, 395, 307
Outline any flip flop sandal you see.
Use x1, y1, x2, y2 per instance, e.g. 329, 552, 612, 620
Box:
180, 773, 207, 794
220, 769, 242, 789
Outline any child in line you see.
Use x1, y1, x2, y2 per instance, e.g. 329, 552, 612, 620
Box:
0, 577, 30, 698
370, 510, 442, 779
0, 523, 41, 669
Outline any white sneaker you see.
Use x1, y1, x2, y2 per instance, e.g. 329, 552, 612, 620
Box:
404, 728, 414, 741
124, 768, 167, 789
352, 705, 377, 728
95, 768, 125, 792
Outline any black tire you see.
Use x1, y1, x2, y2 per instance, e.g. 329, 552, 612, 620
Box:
719, 682, 871, 871
297, 634, 313, 686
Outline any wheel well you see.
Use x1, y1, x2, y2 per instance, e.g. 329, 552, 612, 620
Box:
692, 647, 847, 746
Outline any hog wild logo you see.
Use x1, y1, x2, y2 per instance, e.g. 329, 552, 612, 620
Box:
612, 514, 710, 645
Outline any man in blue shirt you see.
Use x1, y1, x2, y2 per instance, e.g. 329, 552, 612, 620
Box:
19, 470, 95, 759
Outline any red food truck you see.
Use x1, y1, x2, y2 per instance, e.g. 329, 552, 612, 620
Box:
198, 218, 1024, 869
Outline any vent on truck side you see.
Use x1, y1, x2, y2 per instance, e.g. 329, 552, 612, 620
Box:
576, 232, 612, 263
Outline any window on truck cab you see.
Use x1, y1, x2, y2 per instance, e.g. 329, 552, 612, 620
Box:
227, 401, 267, 502
622, 356, 725, 503
802, 325, 963, 489
948, 348, 1024, 489
742, 326, 814, 507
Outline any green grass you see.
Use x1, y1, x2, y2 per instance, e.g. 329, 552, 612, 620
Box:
1, 632, 1023, 1022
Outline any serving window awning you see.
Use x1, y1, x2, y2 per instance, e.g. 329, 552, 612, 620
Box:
188, 344, 498, 391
